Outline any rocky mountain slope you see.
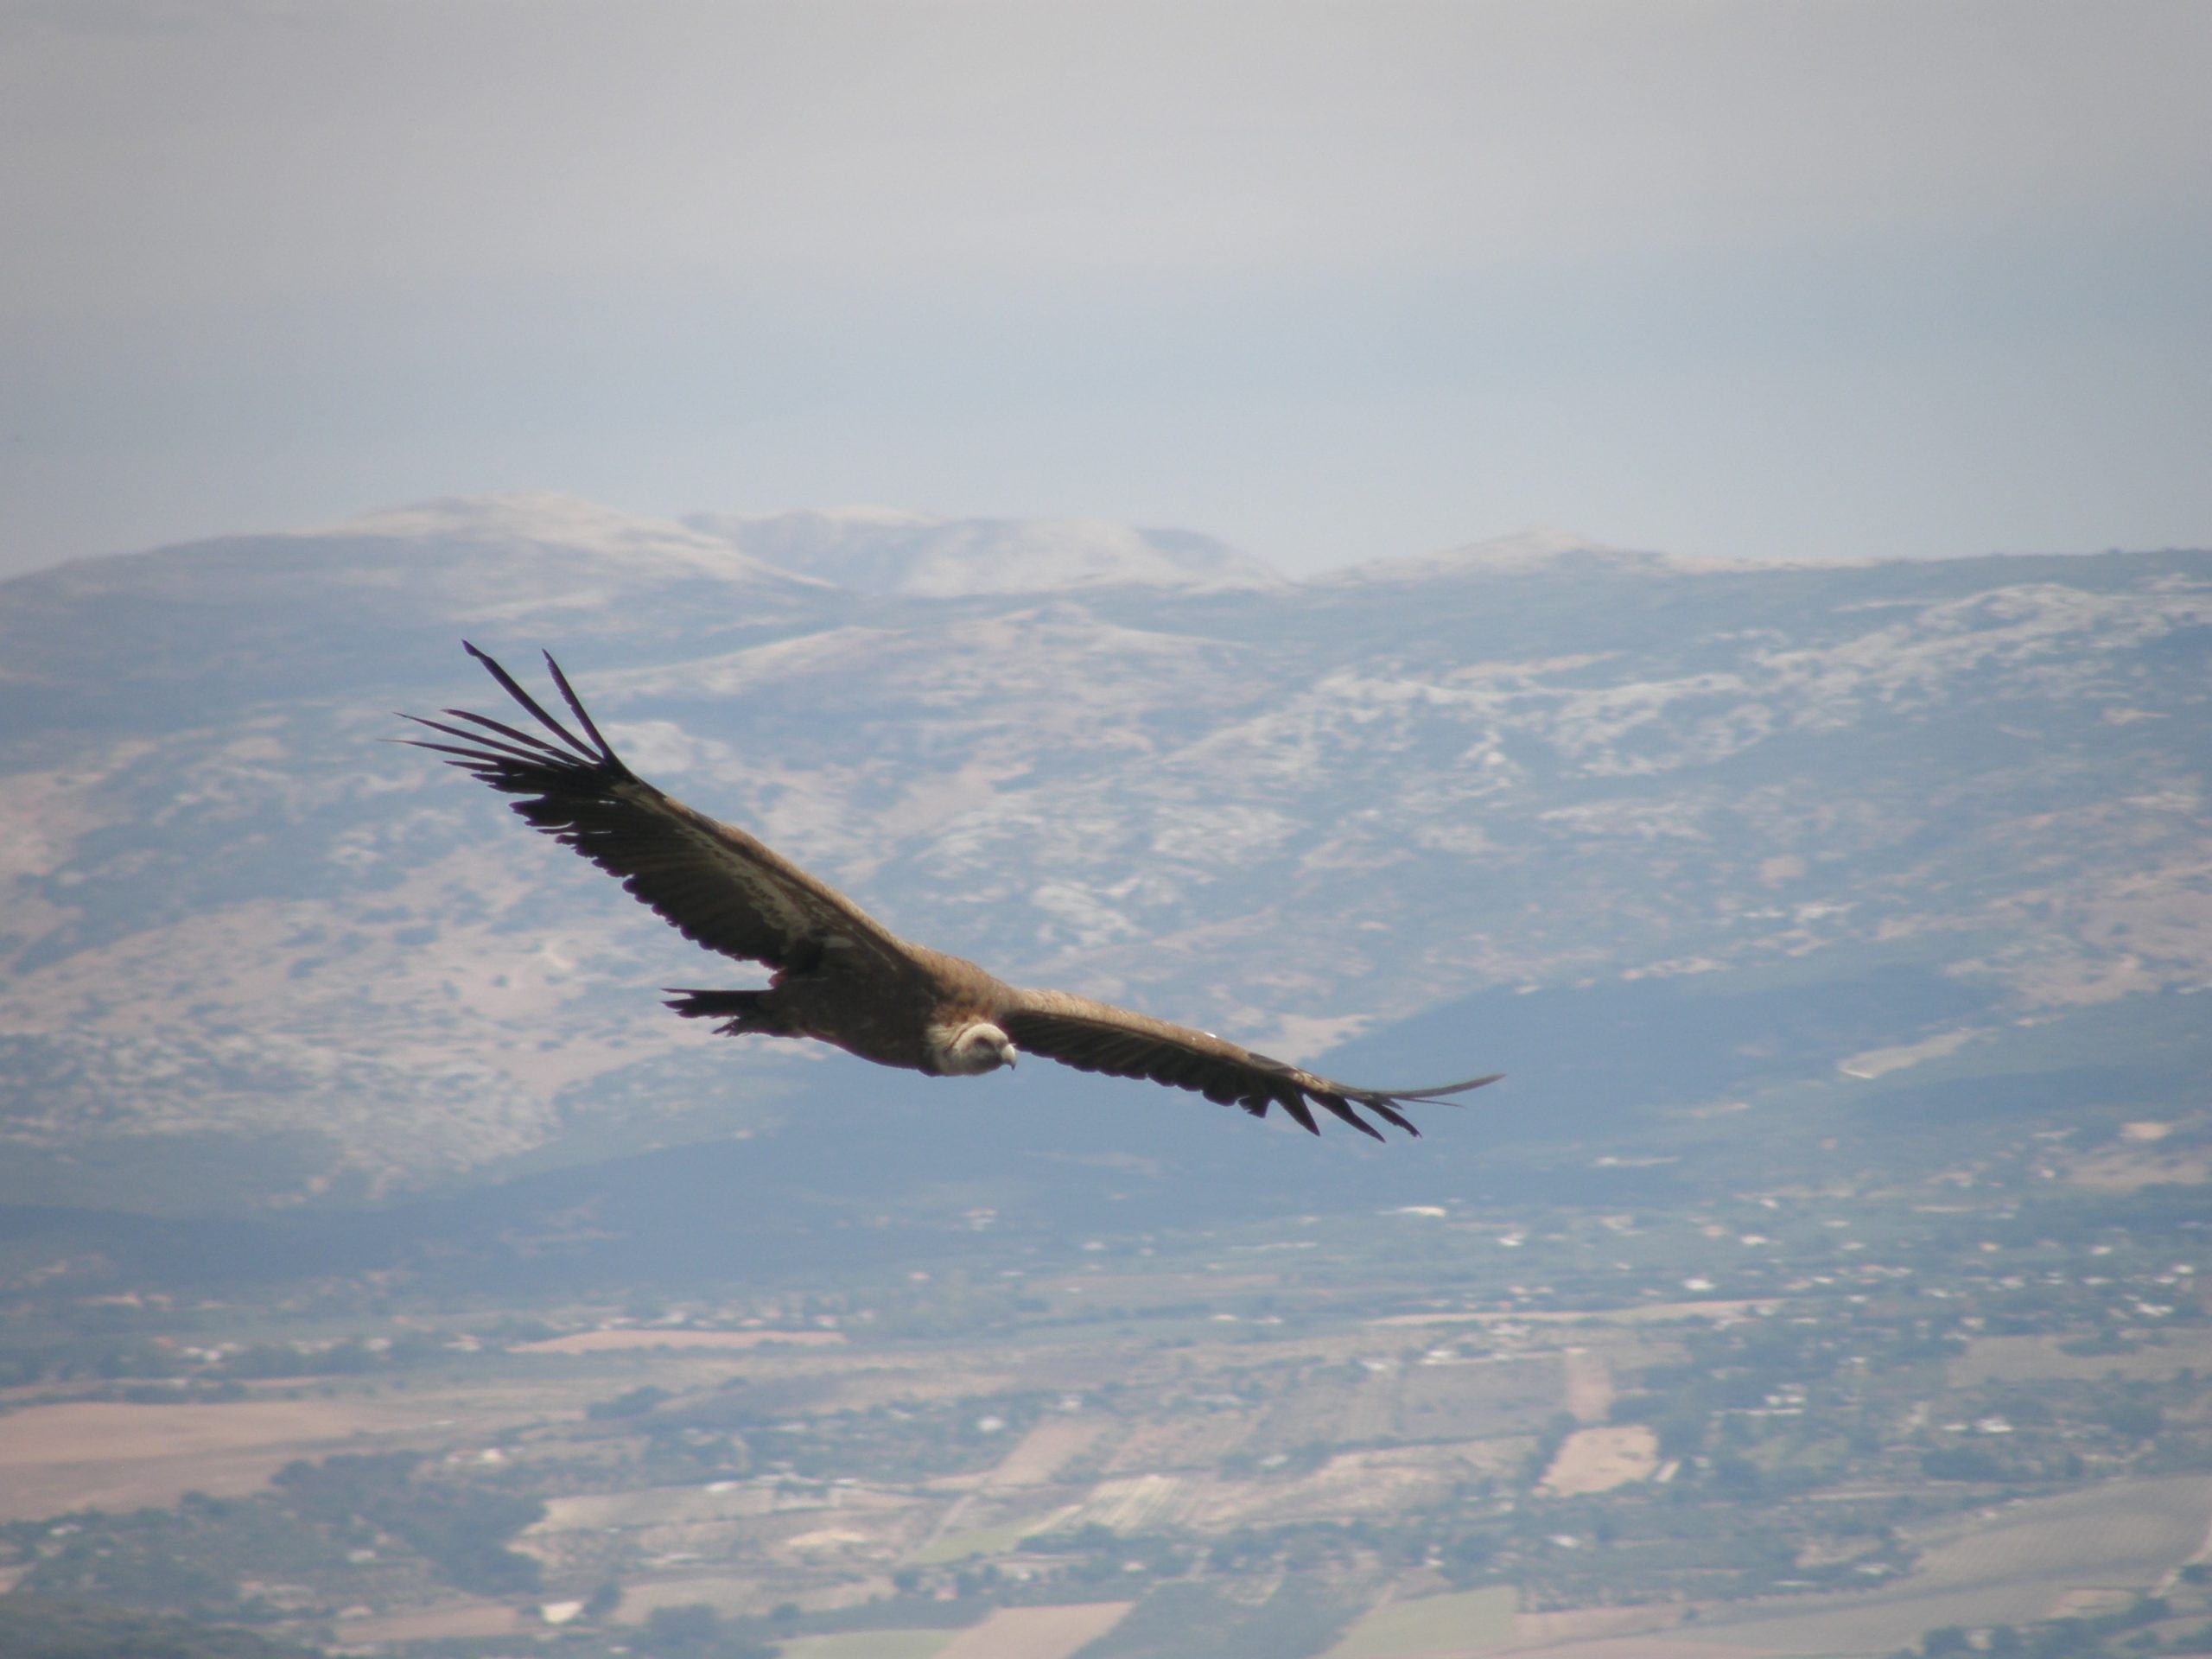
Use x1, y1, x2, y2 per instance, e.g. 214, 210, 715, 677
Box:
2, 495, 2207, 1225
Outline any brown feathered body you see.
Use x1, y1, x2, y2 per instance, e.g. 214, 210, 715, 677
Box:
401, 645, 1500, 1141
676, 939, 1010, 1077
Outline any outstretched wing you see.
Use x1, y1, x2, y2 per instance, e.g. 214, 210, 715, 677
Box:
400, 643, 912, 976
1000, 988, 1500, 1141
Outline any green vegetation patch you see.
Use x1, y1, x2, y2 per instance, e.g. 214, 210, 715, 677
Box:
907, 1513, 1069, 1566
1326, 1586, 1518, 1657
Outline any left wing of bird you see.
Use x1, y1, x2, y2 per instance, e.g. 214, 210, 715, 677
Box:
397, 644, 918, 980
1000, 988, 1500, 1141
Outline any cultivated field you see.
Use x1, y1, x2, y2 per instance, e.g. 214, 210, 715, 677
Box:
1536, 1424, 1659, 1497
938, 1603, 1135, 1658
985, 1416, 1112, 1485
0, 1392, 547, 1520
332, 1600, 529, 1646
1326, 1585, 1518, 1657
778, 1630, 951, 1659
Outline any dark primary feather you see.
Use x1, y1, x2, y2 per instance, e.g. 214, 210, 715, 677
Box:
399, 644, 906, 975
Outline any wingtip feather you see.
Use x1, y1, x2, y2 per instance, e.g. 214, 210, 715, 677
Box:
1313, 1094, 1388, 1142
459, 642, 604, 764
541, 648, 620, 766
1366, 1073, 1504, 1104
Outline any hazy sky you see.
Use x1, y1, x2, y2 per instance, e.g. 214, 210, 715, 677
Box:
3, 0, 2208, 579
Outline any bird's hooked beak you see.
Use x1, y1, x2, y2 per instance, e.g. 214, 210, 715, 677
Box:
999, 1042, 1019, 1071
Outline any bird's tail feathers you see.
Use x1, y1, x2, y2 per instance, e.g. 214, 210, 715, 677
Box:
664, 988, 783, 1036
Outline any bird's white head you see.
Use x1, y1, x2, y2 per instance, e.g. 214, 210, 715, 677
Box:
931, 1020, 1018, 1077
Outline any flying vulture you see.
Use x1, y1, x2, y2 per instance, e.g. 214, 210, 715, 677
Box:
401, 645, 1500, 1141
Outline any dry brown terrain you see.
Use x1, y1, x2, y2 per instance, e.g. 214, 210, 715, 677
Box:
0, 1395, 540, 1520
331, 1600, 529, 1645
1501, 1604, 1687, 1650
937, 1602, 1133, 1658
1537, 1425, 1659, 1497
985, 1416, 1112, 1486
613, 1574, 772, 1619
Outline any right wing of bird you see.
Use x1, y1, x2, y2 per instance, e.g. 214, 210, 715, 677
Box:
1000, 987, 1500, 1141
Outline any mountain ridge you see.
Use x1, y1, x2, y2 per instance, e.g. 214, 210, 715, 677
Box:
1, 499, 2205, 1221
682, 505, 1283, 595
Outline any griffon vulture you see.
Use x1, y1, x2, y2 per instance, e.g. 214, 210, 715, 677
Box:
401, 645, 1499, 1141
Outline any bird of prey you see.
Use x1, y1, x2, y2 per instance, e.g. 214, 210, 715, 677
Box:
401, 644, 1500, 1141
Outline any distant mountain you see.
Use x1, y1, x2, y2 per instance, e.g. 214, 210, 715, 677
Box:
682, 506, 1282, 595
0, 493, 830, 728
1313, 526, 1629, 582
1, 495, 2207, 1249
1308, 525, 1802, 584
